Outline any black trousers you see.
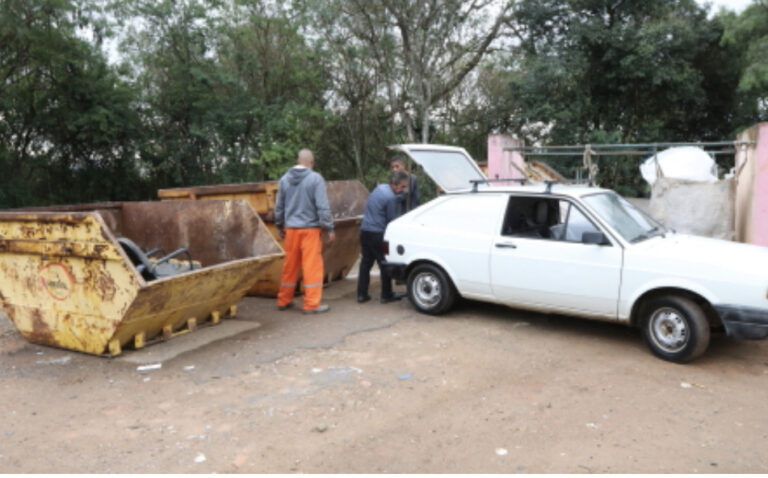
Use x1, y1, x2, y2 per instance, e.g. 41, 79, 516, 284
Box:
357, 230, 394, 299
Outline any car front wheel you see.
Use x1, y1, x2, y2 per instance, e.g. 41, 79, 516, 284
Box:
640, 295, 710, 363
407, 263, 456, 315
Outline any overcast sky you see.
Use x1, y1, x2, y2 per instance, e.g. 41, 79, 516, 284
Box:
699, 0, 753, 13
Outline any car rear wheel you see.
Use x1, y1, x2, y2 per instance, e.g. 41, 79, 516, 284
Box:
407, 263, 456, 315
640, 295, 710, 363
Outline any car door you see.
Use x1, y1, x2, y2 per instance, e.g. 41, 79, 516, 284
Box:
489, 196, 623, 319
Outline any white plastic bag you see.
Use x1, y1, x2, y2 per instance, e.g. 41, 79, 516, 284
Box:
639, 146, 718, 186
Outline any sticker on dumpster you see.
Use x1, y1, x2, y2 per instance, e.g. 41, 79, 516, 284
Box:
38, 262, 74, 301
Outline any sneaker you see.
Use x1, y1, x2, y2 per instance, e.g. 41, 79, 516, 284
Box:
357, 295, 371, 303
380, 292, 406, 304
277, 302, 294, 311
303, 304, 330, 314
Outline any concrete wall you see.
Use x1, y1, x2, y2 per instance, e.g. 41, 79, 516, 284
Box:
734, 122, 768, 246
487, 135, 526, 183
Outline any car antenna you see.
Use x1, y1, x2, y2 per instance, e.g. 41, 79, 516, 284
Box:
469, 178, 527, 192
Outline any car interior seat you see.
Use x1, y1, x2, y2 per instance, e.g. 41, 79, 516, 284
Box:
117, 237, 195, 281
525, 200, 551, 237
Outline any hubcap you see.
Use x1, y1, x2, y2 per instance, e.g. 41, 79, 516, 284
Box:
412, 272, 441, 309
649, 307, 688, 353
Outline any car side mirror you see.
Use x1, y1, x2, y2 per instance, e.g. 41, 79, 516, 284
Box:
582, 231, 610, 245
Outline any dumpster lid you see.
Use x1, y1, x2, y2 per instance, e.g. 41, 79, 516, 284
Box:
389, 144, 486, 193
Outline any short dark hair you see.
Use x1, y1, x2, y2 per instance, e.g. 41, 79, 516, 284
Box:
389, 170, 409, 185
389, 155, 406, 165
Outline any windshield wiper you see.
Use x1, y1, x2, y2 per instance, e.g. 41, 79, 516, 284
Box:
631, 226, 665, 243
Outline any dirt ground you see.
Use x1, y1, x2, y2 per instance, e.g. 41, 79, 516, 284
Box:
1, 276, 767, 473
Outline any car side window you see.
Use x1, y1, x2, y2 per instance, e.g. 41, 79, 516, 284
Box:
547, 200, 601, 243
560, 203, 600, 242
501, 196, 560, 239
502, 196, 602, 243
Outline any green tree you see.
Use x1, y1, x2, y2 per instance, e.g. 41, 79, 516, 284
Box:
299, 0, 399, 184
506, 0, 738, 143
116, 0, 331, 188
0, 0, 143, 207
116, 0, 229, 188
721, 0, 768, 126
217, 4, 331, 181
460, 0, 749, 195
302, 0, 511, 144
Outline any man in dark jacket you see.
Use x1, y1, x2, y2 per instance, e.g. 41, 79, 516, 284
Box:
274, 149, 335, 314
389, 155, 420, 213
356, 170, 409, 304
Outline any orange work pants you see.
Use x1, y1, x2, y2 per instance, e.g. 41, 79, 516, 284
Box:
277, 228, 324, 311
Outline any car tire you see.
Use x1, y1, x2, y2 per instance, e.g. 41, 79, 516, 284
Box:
406, 263, 456, 315
640, 295, 710, 363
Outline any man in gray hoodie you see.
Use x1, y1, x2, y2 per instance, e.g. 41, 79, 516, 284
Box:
274, 149, 335, 314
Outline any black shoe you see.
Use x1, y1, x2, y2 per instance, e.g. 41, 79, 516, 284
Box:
357, 295, 371, 303
380, 292, 406, 304
277, 301, 295, 311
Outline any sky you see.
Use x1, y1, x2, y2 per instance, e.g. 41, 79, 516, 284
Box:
699, 0, 753, 13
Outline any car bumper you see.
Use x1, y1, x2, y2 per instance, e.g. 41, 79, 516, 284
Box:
714, 304, 768, 340
381, 261, 407, 283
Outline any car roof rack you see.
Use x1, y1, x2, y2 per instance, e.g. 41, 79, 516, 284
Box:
469, 178, 527, 192
544, 179, 594, 193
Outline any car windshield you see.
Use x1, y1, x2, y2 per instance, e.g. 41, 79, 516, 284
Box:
583, 192, 667, 243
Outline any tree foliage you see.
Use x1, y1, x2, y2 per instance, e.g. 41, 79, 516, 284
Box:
721, 0, 768, 119
0, 0, 766, 206
458, 0, 764, 195
0, 0, 142, 207
303, 0, 511, 144
502, 0, 742, 144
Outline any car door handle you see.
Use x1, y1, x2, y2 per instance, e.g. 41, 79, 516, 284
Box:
495, 242, 517, 249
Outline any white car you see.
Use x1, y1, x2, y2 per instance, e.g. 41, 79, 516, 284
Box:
383, 144, 768, 363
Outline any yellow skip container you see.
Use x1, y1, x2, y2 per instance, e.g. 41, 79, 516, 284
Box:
0, 200, 283, 356
157, 180, 368, 296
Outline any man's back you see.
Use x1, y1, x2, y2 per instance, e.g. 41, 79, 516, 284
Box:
361, 183, 398, 233
275, 166, 332, 230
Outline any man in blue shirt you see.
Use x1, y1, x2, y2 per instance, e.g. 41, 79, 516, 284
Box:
390, 155, 420, 214
357, 170, 410, 304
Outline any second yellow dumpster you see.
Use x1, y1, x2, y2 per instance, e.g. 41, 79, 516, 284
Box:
157, 180, 369, 296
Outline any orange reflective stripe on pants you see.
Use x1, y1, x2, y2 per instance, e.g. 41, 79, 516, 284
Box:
276, 228, 324, 311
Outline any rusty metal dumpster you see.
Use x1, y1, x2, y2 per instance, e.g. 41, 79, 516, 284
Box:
157, 180, 368, 296
0, 200, 283, 356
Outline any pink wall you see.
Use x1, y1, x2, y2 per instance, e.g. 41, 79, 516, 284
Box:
753, 123, 768, 246
487, 135, 526, 184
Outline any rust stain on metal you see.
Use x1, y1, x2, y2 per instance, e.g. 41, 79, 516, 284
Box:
26, 307, 56, 346
96, 270, 117, 302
